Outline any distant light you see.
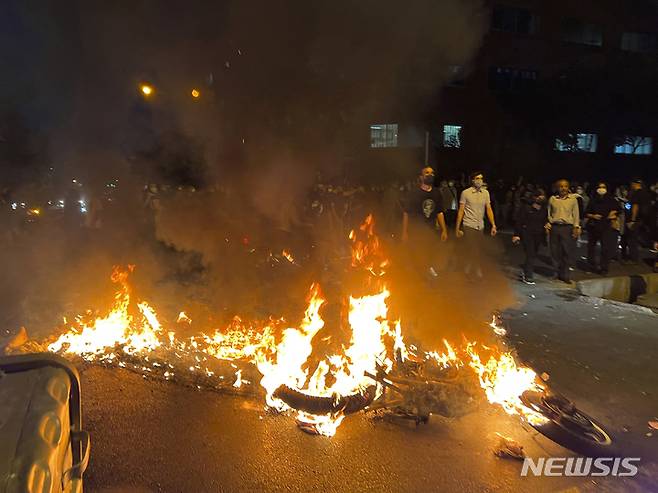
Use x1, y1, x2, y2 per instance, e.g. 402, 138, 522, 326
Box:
191, 88, 200, 98
140, 84, 153, 96
79, 199, 87, 214
72, 179, 77, 183
11, 202, 17, 210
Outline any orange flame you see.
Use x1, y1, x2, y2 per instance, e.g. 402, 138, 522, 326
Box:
47, 216, 550, 435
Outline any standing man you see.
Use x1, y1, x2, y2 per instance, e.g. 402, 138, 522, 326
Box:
455, 171, 497, 279
623, 178, 651, 264
512, 189, 548, 284
546, 179, 581, 283
401, 166, 448, 243
585, 182, 619, 275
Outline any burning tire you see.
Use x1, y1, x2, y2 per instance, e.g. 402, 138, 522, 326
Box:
273, 384, 377, 415
521, 390, 616, 456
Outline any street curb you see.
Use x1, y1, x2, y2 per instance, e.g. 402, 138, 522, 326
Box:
576, 273, 658, 307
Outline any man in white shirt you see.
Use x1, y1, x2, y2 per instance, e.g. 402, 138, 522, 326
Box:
455, 171, 497, 278
546, 179, 581, 283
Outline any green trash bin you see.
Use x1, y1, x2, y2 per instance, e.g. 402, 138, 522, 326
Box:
0, 353, 90, 493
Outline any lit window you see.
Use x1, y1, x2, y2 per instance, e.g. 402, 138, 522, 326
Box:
491, 6, 538, 34
370, 124, 398, 148
555, 133, 598, 153
561, 19, 603, 46
443, 125, 462, 148
621, 32, 657, 53
614, 136, 653, 155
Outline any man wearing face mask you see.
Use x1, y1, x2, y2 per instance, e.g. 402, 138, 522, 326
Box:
585, 182, 620, 275
546, 179, 581, 283
455, 171, 497, 279
512, 189, 548, 284
401, 166, 448, 243
401, 166, 449, 280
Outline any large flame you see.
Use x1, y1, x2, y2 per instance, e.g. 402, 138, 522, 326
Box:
46, 215, 548, 435
48, 266, 162, 360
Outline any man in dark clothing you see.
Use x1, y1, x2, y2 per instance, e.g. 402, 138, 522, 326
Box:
401, 166, 448, 280
438, 179, 458, 227
585, 182, 620, 275
401, 166, 448, 242
623, 178, 652, 263
512, 189, 548, 284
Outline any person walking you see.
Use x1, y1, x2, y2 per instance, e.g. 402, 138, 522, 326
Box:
585, 182, 620, 275
401, 166, 449, 280
512, 189, 548, 284
455, 171, 497, 279
401, 166, 448, 243
546, 179, 581, 283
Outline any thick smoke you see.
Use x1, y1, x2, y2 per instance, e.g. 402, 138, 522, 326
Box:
0, 1, 509, 347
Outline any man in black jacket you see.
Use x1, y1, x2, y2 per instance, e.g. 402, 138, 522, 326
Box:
585, 182, 620, 275
512, 189, 548, 284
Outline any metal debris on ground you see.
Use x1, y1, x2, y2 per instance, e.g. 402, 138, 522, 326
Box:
493, 432, 526, 460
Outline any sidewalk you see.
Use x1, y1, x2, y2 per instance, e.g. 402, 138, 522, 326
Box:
499, 230, 655, 285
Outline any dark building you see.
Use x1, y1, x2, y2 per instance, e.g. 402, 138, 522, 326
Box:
367, 0, 658, 184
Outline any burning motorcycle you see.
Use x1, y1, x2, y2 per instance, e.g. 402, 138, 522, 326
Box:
38, 213, 614, 454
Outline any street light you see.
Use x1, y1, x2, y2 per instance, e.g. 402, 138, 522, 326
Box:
191, 88, 200, 99
140, 84, 153, 96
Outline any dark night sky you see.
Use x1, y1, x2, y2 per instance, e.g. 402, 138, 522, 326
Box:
0, 0, 486, 184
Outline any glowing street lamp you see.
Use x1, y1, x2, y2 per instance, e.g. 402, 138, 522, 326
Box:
140, 84, 154, 96
191, 88, 200, 99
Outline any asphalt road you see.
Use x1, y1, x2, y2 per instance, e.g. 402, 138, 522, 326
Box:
74, 277, 658, 493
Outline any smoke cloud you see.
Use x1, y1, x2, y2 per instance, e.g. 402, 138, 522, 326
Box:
0, 1, 505, 349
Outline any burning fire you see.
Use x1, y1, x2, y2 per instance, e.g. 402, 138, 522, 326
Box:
281, 250, 294, 263
48, 266, 162, 360
44, 216, 547, 435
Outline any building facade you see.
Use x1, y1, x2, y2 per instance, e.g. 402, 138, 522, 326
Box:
368, 0, 658, 184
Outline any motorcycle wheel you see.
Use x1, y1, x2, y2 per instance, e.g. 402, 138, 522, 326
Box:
521, 390, 616, 456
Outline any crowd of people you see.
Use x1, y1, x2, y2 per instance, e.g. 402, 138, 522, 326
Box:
308, 168, 658, 284
3, 167, 657, 285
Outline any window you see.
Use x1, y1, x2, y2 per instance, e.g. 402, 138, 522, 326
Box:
370, 124, 398, 148
561, 19, 603, 46
492, 6, 538, 34
555, 133, 598, 153
621, 32, 658, 53
488, 67, 538, 92
614, 136, 653, 155
443, 125, 462, 148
